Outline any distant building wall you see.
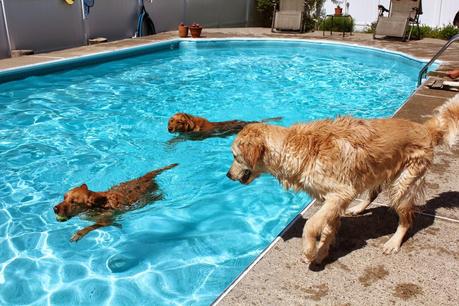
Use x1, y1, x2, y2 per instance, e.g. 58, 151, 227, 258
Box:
0, 0, 262, 59
0, 0, 10, 58
145, 0, 186, 33
3, 0, 85, 53
146, 0, 259, 32
323, 0, 459, 30
184, 0, 249, 27
87, 0, 139, 40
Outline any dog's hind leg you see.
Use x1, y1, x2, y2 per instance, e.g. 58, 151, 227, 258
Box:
346, 185, 382, 215
383, 162, 427, 254
303, 194, 353, 264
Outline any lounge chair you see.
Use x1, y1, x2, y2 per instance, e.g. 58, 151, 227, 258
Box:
271, 0, 306, 33
374, 0, 422, 41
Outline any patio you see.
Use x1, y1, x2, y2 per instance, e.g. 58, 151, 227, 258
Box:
1, 28, 458, 305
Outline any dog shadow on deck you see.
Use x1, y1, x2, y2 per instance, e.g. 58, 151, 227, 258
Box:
282, 191, 459, 271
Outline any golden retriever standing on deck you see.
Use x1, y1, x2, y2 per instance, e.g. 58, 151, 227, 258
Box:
227, 94, 459, 264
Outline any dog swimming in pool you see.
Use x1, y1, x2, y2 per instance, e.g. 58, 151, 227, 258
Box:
227, 94, 459, 265
53, 163, 178, 241
167, 112, 282, 143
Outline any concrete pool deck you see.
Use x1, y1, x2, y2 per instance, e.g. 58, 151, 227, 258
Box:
1, 28, 458, 305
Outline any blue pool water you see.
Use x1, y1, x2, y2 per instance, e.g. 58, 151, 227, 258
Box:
0, 40, 424, 305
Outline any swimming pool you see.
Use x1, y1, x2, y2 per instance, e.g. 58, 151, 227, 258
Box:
0, 39, 425, 305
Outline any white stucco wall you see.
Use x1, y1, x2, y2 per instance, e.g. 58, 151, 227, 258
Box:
323, 0, 459, 30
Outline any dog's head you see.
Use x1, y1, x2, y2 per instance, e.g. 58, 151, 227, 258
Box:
53, 184, 107, 222
227, 124, 266, 185
168, 113, 197, 133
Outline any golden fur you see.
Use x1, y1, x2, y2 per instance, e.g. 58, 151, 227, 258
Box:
167, 112, 282, 138
227, 93, 459, 264
54, 163, 177, 241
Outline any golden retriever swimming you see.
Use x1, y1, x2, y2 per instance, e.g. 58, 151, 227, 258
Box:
54, 163, 177, 241
227, 94, 459, 264
167, 113, 282, 141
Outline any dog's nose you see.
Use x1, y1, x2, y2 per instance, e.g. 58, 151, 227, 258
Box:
226, 171, 234, 180
240, 169, 252, 183
53, 206, 58, 214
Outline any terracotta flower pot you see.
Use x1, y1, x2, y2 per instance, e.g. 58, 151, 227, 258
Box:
189, 23, 203, 38
178, 23, 188, 38
334, 7, 343, 16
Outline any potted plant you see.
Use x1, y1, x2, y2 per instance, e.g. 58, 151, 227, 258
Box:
178, 22, 188, 38
334, 5, 343, 16
189, 23, 203, 38
332, 0, 343, 16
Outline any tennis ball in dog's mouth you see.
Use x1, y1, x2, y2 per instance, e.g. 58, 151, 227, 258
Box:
56, 215, 69, 222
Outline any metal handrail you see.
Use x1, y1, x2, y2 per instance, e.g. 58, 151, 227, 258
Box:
418, 33, 459, 86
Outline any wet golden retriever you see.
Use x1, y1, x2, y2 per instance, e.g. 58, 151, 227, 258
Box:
167, 113, 282, 141
227, 94, 459, 264
54, 163, 177, 241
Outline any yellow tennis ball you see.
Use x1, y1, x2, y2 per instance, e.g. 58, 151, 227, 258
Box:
64, 0, 74, 4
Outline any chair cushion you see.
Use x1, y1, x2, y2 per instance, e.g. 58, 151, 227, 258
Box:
375, 16, 408, 37
274, 11, 302, 31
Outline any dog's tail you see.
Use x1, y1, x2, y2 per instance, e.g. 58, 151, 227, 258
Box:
260, 116, 283, 123
149, 163, 179, 178
425, 93, 459, 148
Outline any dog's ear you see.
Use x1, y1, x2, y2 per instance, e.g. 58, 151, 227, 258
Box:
237, 124, 266, 169
88, 192, 108, 207
183, 115, 196, 131
240, 142, 264, 169
80, 183, 88, 191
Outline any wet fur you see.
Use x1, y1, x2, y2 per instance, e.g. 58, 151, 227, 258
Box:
228, 94, 459, 264
167, 113, 282, 142
54, 163, 178, 241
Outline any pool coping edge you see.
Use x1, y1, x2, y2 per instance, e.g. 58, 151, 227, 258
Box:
212, 199, 317, 305
0, 37, 437, 84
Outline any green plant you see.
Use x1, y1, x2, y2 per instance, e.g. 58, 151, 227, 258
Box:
419, 24, 439, 39
255, 0, 277, 26
256, 0, 277, 12
256, 0, 326, 30
366, 23, 457, 40
319, 16, 354, 33
364, 21, 377, 34
418, 24, 458, 40
438, 24, 459, 40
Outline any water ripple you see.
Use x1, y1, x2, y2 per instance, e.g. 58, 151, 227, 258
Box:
0, 40, 422, 305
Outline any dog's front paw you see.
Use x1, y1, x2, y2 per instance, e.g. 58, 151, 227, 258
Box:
382, 237, 401, 255
70, 232, 83, 242
303, 246, 318, 264
301, 256, 312, 265
345, 203, 367, 216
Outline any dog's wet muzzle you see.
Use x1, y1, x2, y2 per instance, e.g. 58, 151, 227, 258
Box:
240, 169, 252, 183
